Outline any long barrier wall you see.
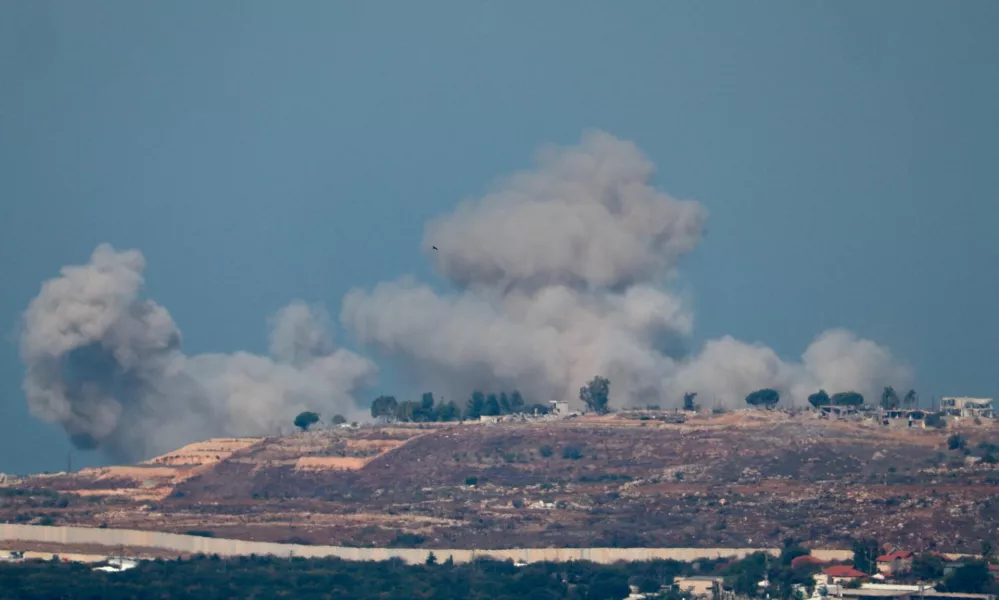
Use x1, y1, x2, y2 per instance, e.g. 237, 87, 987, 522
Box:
0, 524, 853, 565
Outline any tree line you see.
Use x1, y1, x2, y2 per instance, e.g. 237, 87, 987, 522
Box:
369, 391, 548, 423
0, 552, 699, 600
368, 375, 616, 423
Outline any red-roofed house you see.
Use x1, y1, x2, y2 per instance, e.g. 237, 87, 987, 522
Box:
876, 551, 914, 576
792, 555, 827, 569
820, 565, 869, 584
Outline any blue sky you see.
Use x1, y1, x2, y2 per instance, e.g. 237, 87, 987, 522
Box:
1, 1, 997, 473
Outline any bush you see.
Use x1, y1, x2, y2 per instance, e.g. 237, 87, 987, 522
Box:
562, 445, 584, 460
539, 445, 554, 458
464, 476, 478, 486
948, 434, 967, 451
925, 413, 946, 429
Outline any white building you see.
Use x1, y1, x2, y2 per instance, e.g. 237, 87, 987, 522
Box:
940, 397, 993, 419
549, 401, 571, 417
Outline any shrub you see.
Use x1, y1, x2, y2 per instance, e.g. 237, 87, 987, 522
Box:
948, 434, 967, 451
562, 445, 584, 460
464, 476, 478, 486
925, 413, 946, 429
539, 445, 554, 458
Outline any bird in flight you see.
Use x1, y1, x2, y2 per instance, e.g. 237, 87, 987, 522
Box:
432, 246, 438, 251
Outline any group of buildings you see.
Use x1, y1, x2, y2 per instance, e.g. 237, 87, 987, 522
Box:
816, 397, 994, 429
656, 546, 997, 600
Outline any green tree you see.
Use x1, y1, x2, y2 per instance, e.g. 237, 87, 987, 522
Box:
850, 538, 880, 574
499, 392, 511, 414
745, 388, 780, 409
293, 411, 320, 431
808, 390, 831, 409
948, 434, 966, 451
683, 392, 698, 412
982, 540, 994, 562
414, 392, 437, 421
437, 401, 461, 422
330, 414, 347, 425
912, 553, 945, 581
394, 400, 419, 422
903, 389, 918, 409
510, 391, 526, 412
484, 394, 502, 416
881, 386, 901, 410
580, 376, 611, 414
465, 391, 486, 419
942, 562, 993, 594
371, 395, 398, 421
425, 551, 437, 566
831, 392, 865, 407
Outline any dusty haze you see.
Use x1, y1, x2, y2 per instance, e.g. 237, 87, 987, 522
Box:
19, 245, 377, 461
342, 131, 911, 408
19, 131, 911, 459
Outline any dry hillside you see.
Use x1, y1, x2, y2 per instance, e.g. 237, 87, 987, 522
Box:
4, 411, 998, 553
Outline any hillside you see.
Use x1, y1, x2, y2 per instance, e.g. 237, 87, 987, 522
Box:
4, 411, 998, 553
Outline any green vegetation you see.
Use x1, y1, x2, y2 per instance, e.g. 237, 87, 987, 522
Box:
807, 390, 830, 408
881, 386, 901, 410
745, 388, 779, 409
370, 390, 536, 423
2, 540, 995, 599
831, 391, 864, 407
579, 376, 611, 414
0, 554, 699, 600
293, 411, 320, 431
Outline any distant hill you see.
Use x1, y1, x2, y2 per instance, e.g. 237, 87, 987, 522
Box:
5, 411, 998, 553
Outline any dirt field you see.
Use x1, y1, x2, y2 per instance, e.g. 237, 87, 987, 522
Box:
6, 411, 998, 553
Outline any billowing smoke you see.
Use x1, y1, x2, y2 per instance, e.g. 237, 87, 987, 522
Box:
342, 130, 911, 408
20, 244, 377, 461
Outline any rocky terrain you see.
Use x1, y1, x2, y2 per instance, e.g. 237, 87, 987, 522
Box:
3, 411, 998, 553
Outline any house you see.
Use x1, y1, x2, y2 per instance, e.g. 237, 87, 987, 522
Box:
881, 410, 928, 428
876, 551, 913, 576
819, 565, 869, 584
940, 397, 994, 420
549, 401, 571, 417
674, 576, 724, 598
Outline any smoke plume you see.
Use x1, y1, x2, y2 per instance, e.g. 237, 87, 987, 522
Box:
342, 130, 911, 408
20, 244, 377, 461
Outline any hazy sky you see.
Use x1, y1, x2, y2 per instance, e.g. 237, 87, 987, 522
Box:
2, 1, 997, 474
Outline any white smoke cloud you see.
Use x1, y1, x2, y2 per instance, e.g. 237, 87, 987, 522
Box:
20, 244, 377, 461
342, 130, 911, 408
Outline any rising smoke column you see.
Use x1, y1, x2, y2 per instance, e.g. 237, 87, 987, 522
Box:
20, 244, 377, 461
341, 130, 911, 408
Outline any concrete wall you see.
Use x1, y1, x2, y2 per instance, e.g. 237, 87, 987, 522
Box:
0, 524, 853, 565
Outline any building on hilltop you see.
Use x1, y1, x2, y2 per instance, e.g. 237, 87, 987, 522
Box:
940, 397, 993, 420
549, 400, 571, 417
